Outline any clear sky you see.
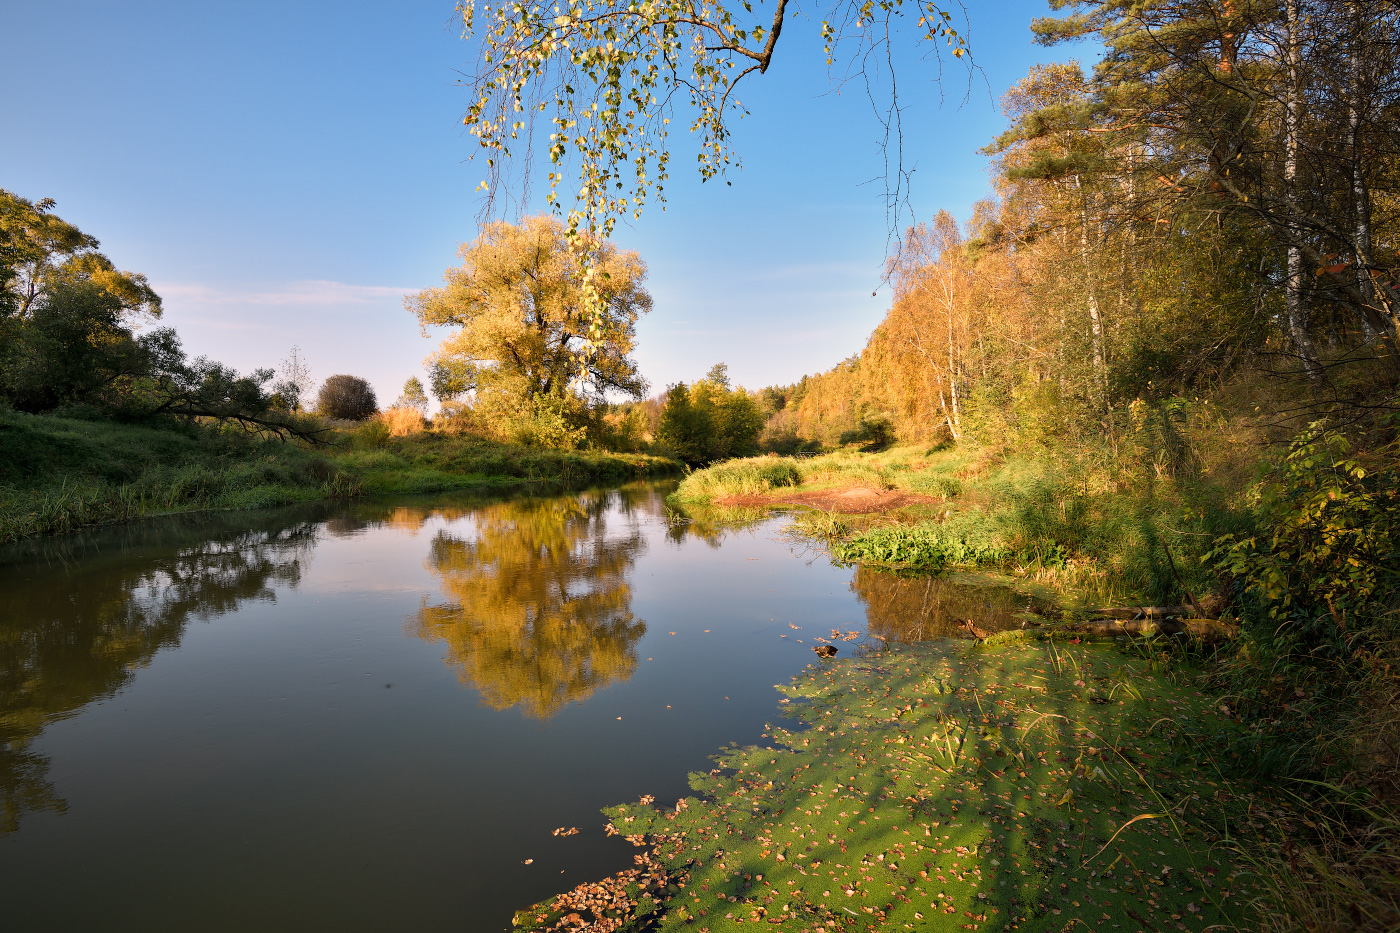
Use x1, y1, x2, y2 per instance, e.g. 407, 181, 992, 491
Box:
0, 0, 1091, 406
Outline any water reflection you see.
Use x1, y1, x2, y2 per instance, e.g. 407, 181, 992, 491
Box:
0, 520, 317, 833
411, 490, 648, 718
661, 501, 771, 547
851, 566, 1046, 642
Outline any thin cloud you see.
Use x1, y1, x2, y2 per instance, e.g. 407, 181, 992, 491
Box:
155, 280, 415, 307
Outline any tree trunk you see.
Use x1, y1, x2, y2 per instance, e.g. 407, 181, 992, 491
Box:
1284, 0, 1323, 381
1075, 176, 1108, 401
945, 282, 962, 437
1346, 0, 1382, 340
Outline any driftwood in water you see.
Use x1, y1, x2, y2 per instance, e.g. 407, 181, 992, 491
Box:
1062, 617, 1239, 641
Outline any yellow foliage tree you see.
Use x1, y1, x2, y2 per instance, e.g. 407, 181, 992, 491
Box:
406, 216, 651, 447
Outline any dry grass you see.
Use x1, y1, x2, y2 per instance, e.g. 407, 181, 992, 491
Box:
380, 405, 428, 437
1249, 806, 1400, 933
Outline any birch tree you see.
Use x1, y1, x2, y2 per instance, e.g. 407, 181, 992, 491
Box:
457, 0, 971, 245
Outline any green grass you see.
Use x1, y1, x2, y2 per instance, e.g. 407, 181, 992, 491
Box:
514, 638, 1266, 931
830, 516, 1011, 572
0, 411, 341, 542
673, 446, 972, 505
0, 411, 680, 543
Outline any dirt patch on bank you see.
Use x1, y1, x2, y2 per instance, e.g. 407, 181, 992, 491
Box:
715, 484, 938, 515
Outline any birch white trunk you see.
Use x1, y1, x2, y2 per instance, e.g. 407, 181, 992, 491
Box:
1347, 0, 1379, 338
1074, 175, 1108, 399
1284, 0, 1323, 381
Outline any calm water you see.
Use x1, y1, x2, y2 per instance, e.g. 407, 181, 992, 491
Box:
0, 482, 1039, 931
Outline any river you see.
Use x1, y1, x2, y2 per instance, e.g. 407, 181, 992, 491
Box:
0, 482, 1038, 931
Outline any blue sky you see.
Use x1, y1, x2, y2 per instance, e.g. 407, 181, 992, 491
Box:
0, 0, 1090, 406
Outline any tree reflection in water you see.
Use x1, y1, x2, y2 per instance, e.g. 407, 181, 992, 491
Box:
851, 565, 1048, 642
0, 520, 317, 833
412, 490, 648, 718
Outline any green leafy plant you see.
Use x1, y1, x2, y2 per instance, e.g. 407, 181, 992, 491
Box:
1212, 422, 1399, 634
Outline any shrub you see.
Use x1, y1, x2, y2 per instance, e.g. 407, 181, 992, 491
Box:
1211, 423, 1400, 784
434, 400, 480, 436
317, 375, 378, 421
352, 418, 392, 448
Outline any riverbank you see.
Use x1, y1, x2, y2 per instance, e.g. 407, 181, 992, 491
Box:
547, 426, 1400, 933
514, 635, 1267, 932
0, 411, 678, 543
668, 444, 1239, 610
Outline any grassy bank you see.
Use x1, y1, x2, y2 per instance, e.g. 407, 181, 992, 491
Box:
515, 636, 1267, 932
0, 411, 678, 543
339, 426, 676, 495
672, 443, 1240, 609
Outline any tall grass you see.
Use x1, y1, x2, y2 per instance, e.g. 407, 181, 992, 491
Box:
670, 442, 1234, 604
0, 411, 341, 542
0, 469, 333, 543
356, 431, 678, 493
671, 457, 801, 502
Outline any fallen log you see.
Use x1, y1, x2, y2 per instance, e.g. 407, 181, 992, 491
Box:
1085, 594, 1226, 620
1085, 605, 1194, 619
1061, 617, 1239, 642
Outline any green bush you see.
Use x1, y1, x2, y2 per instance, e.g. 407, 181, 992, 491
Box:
1210, 423, 1400, 781
837, 413, 896, 450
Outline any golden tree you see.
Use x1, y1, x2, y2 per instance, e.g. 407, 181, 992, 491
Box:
407, 215, 651, 445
